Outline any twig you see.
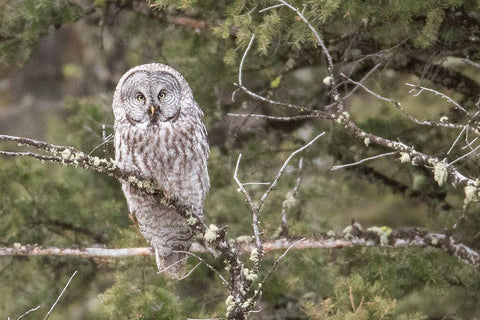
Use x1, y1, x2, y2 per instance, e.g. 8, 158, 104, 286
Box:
341, 62, 382, 101
242, 182, 271, 186
176, 262, 202, 281
16, 305, 41, 320
405, 82, 468, 115
233, 154, 263, 272
461, 58, 480, 69
233, 35, 310, 112
233, 31, 322, 113
238, 34, 255, 86
258, 133, 325, 210
448, 142, 480, 166
276, 1, 333, 73
227, 113, 330, 121
258, 3, 285, 13
156, 256, 188, 275
331, 152, 398, 170
341, 74, 468, 130
44, 270, 77, 320
88, 133, 113, 156
447, 125, 467, 155
233, 154, 257, 213
175, 250, 229, 287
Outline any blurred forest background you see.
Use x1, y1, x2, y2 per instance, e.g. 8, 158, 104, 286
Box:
1, 0, 480, 319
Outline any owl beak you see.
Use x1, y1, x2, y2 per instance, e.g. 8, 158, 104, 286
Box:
150, 105, 156, 116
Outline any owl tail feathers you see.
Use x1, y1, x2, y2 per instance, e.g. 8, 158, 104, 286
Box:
154, 247, 188, 279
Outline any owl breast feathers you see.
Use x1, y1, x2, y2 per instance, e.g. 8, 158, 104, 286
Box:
112, 63, 209, 278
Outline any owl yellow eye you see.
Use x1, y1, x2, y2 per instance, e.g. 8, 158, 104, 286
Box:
158, 90, 166, 99
135, 93, 145, 101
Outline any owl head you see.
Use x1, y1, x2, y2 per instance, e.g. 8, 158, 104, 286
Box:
113, 63, 198, 127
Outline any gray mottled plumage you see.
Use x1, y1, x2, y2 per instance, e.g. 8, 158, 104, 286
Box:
112, 63, 209, 278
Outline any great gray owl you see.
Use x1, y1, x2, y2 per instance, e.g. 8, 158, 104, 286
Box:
112, 63, 209, 278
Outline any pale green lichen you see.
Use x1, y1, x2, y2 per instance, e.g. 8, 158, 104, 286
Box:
326, 230, 336, 237
464, 185, 478, 206
205, 224, 219, 242
225, 295, 235, 313
364, 137, 370, 147
249, 248, 259, 262
336, 111, 350, 125
323, 76, 333, 86
342, 225, 354, 240
242, 298, 253, 309
187, 215, 198, 226
92, 156, 101, 166
367, 226, 392, 246
243, 268, 258, 282
431, 235, 438, 245
61, 148, 72, 159
353, 221, 363, 231
439, 116, 449, 123
399, 152, 411, 163
433, 162, 448, 186
74, 151, 84, 161
245, 270, 258, 282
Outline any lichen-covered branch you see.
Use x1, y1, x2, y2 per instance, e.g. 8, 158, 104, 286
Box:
0, 134, 249, 319
2, 231, 478, 267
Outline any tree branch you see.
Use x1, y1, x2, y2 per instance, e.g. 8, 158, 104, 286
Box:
1, 232, 478, 267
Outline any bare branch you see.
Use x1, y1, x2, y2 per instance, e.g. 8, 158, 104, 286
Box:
238, 33, 255, 87
233, 154, 262, 265
258, 132, 325, 211
260, 238, 306, 287
341, 62, 382, 102
175, 250, 229, 286
176, 262, 202, 281
233, 154, 256, 213
448, 142, 480, 166
405, 82, 469, 115
276, 1, 333, 74
341, 74, 467, 131
44, 270, 77, 320
331, 152, 398, 170
227, 113, 330, 121
16, 305, 41, 320
461, 58, 480, 69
